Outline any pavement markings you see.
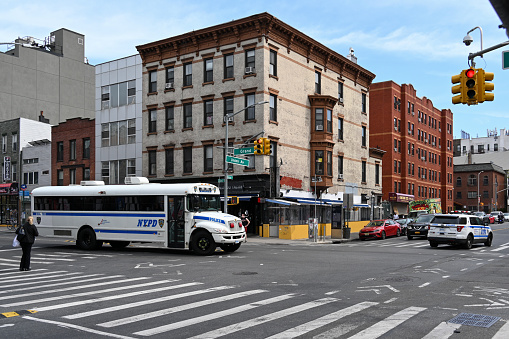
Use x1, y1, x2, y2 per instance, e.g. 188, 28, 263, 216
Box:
421, 321, 461, 339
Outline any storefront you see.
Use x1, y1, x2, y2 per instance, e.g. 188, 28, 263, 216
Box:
388, 192, 414, 218
0, 183, 19, 225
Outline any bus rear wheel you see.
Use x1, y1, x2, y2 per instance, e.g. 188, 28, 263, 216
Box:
191, 231, 216, 256
77, 228, 102, 250
219, 243, 241, 253
109, 241, 130, 249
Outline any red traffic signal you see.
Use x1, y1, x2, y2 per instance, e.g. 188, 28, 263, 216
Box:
254, 138, 263, 155
465, 68, 475, 78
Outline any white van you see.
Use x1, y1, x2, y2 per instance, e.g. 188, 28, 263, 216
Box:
427, 214, 493, 249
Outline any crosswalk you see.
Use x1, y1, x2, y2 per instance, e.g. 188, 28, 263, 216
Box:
0, 268, 508, 338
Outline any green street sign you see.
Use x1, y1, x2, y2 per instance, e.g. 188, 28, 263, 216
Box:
226, 155, 249, 167
233, 147, 255, 155
218, 176, 233, 183
503, 50, 509, 70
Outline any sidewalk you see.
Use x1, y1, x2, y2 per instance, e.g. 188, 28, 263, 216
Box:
246, 233, 359, 245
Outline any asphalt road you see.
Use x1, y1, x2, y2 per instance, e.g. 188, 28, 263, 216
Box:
1, 224, 509, 338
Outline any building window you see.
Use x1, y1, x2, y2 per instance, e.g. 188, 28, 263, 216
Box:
245, 93, 255, 120
57, 169, 64, 186
110, 122, 119, 146
148, 150, 156, 176
224, 54, 234, 79
246, 154, 255, 169
149, 70, 157, 93
127, 80, 136, 104
165, 106, 174, 131
83, 168, 90, 181
456, 177, 462, 186
127, 119, 136, 144
327, 151, 332, 176
326, 109, 332, 133
315, 150, 324, 175
338, 82, 344, 103
204, 58, 213, 82
338, 118, 343, 140
23, 171, 39, 185
148, 109, 157, 133
183, 62, 192, 86
118, 120, 127, 145
204, 145, 213, 172
375, 164, 380, 184
83, 138, 90, 159
165, 148, 174, 175
183, 147, 192, 174
394, 160, 397, 173
269, 50, 277, 76
166, 66, 174, 86
57, 142, 64, 162
269, 94, 277, 121
127, 159, 135, 177
204, 100, 213, 126
101, 86, 110, 109
483, 175, 489, 186
315, 71, 321, 94
362, 126, 367, 147
11, 133, 17, 151
338, 155, 344, 178
101, 162, 109, 184
494, 143, 498, 151
224, 97, 234, 122
183, 103, 192, 129
362, 161, 367, 182
69, 169, 76, 185
315, 108, 324, 131
101, 124, 109, 147
361, 93, 367, 113
245, 49, 255, 70
483, 190, 489, 198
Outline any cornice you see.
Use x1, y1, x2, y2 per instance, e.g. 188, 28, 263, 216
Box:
136, 12, 375, 88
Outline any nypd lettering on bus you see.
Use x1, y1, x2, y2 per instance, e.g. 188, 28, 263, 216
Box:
137, 219, 164, 228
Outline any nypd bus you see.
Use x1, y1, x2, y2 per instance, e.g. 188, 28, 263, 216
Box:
31, 177, 246, 255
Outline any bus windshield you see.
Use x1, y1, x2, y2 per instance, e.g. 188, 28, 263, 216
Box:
188, 194, 221, 212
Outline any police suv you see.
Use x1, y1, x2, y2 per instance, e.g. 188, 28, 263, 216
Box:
427, 213, 493, 249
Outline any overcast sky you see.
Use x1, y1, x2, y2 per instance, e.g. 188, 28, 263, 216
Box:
2, 0, 508, 139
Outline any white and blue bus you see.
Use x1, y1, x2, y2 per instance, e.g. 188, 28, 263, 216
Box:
31, 177, 246, 255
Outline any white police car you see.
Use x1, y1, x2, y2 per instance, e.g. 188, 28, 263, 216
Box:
427, 213, 493, 249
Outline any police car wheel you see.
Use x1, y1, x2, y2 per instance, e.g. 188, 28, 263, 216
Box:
484, 233, 493, 247
191, 231, 216, 256
464, 234, 473, 249
429, 241, 438, 248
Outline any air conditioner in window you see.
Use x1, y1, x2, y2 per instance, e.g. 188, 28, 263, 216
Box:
245, 67, 255, 74
421, 156, 426, 160
338, 174, 344, 180
316, 125, 323, 131
418, 118, 421, 122
165, 82, 174, 89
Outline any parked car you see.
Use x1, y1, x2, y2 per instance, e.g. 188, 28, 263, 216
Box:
359, 219, 401, 240
428, 213, 493, 249
504, 213, 509, 222
490, 211, 504, 223
396, 218, 413, 236
407, 214, 435, 240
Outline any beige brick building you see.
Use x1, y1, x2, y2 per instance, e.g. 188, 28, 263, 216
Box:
136, 13, 381, 234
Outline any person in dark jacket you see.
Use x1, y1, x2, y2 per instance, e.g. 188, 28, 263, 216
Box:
16, 216, 39, 271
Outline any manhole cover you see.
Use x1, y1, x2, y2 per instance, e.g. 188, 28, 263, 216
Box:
233, 272, 258, 276
448, 313, 500, 328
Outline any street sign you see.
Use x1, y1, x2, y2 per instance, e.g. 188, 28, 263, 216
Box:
311, 176, 323, 183
503, 50, 509, 70
218, 176, 233, 183
226, 155, 249, 167
233, 147, 255, 155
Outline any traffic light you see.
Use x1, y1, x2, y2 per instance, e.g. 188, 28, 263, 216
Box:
451, 71, 466, 104
477, 69, 494, 103
464, 68, 478, 105
263, 138, 271, 155
253, 138, 263, 155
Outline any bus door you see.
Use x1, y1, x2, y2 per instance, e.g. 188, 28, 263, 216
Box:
168, 196, 185, 248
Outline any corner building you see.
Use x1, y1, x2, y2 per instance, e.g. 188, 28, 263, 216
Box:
370, 82, 454, 214
136, 13, 379, 234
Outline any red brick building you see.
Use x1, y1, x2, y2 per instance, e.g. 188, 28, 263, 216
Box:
369, 81, 454, 213
52, 118, 95, 186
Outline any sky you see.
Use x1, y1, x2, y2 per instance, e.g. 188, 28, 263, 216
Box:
2, 0, 508, 139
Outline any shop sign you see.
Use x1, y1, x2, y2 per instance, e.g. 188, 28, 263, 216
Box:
3, 156, 11, 181
388, 192, 414, 203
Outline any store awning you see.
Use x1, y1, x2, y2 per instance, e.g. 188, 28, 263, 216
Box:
354, 204, 370, 208
0, 183, 18, 195
266, 199, 300, 206
296, 199, 329, 206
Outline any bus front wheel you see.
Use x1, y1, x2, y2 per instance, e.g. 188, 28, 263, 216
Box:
191, 231, 216, 256
77, 228, 102, 250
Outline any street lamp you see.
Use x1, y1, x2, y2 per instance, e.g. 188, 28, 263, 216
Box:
223, 100, 269, 213
477, 170, 484, 212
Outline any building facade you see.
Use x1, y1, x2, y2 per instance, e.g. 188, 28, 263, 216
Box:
0, 28, 95, 124
454, 163, 506, 212
136, 13, 380, 234
0, 118, 51, 224
21, 139, 52, 216
454, 128, 509, 157
52, 118, 95, 186
95, 55, 143, 184
369, 82, 454, 214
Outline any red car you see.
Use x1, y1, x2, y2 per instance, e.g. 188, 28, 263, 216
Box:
359, 219, 401, 240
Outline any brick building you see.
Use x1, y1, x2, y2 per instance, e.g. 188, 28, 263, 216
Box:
369, 81, 454, 214
52, 117, 95, 186
135, 13, 380, 235
454, 163, 506, 213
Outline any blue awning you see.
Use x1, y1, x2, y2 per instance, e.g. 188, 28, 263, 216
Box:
266, 199, 299, 206
296, 199, 329, 205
